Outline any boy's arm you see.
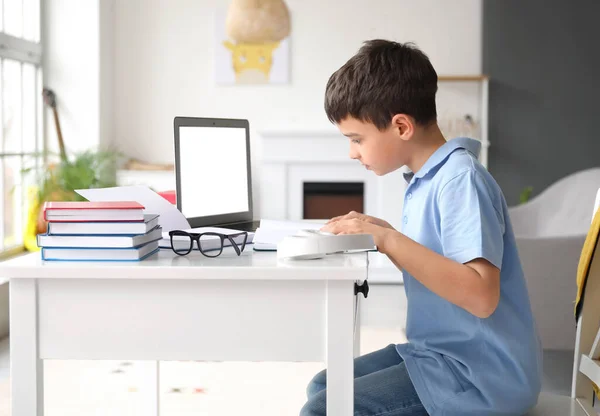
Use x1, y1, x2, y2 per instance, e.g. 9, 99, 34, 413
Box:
322, 169, 504, 319
380, 232, 500, 319
321, 219, 500, 318
385, 168, 504, 318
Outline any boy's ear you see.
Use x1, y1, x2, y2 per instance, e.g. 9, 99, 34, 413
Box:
391, 114, 414, 140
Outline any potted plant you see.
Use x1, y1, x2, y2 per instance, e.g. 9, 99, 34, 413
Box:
22, 89, 122, 251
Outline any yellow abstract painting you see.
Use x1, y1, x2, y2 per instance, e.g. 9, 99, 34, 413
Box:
216, 0, 291, 85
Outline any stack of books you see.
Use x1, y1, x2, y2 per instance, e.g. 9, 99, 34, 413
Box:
37, 201, 162, 261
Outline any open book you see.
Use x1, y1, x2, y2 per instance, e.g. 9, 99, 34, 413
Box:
253, 219, 326, 251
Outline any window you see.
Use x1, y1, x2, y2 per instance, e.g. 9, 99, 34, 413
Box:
0, 0, 42, 255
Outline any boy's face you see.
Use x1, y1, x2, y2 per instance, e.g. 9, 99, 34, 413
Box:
337, 117, 408, 176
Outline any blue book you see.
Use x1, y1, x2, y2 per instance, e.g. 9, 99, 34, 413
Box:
37, 226, 162, 249
41, 240, 160, 262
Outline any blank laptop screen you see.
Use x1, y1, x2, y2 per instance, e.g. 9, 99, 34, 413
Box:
178, 126, 249, 218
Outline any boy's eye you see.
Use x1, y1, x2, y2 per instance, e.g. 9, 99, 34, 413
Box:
352, 139, 361, 144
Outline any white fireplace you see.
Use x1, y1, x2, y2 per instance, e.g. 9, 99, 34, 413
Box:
258, 130, 408, 228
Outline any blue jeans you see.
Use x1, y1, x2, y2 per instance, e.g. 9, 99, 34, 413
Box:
300, 344, 428, 416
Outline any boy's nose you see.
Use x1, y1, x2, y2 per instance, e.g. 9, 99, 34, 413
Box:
349, 149, 360, 160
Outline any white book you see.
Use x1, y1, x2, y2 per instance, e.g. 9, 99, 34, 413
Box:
41, 241, 160, 262
160, 227, 254, 252
47, 214, 160, 235
253, 219, 325, 251
37, 226, 163, 248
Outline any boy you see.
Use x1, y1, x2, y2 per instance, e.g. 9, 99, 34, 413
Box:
301, 40, 542, 416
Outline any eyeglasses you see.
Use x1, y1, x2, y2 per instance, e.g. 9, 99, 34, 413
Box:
168, 230, 248, 257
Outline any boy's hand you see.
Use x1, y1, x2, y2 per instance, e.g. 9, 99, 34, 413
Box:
327, 211, 395, 230
321, 218, 395, 252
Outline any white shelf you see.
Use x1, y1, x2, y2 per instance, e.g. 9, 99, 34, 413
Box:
439, 74, 490, 168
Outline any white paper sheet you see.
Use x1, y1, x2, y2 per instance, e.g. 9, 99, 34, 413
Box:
75, 185, 190, 233
253, 219, 325, 249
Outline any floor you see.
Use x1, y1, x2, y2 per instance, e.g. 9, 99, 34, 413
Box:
0, 285, 576, 415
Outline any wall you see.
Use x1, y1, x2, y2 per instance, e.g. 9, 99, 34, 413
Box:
112, 0, 483, 166
99, 0, 116, 150
483, 0, 600, 205
43, 0, 100, 154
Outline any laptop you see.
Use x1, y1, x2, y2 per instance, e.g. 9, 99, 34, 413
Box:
173, 116, 260, 232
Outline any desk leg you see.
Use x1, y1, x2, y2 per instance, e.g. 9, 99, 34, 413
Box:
354, 294, 361, 358
10, 279, 44, 415
326, 281, 354, 415
141, 361, 160, 416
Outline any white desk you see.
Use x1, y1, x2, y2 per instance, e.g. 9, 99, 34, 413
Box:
2, 248, 368, 416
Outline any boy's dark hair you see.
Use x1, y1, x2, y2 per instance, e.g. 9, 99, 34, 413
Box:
325, 40, 438, 130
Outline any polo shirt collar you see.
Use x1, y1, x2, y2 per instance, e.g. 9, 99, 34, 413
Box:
403, 137, 481, 183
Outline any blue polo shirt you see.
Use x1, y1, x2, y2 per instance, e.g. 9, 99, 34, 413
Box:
396, 137, 542, 415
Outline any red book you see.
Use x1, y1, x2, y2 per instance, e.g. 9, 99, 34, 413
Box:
43, 201, 145, 222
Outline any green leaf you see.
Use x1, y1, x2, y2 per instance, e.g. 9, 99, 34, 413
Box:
24, 146, 124, 204
519, 186, 534, 204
